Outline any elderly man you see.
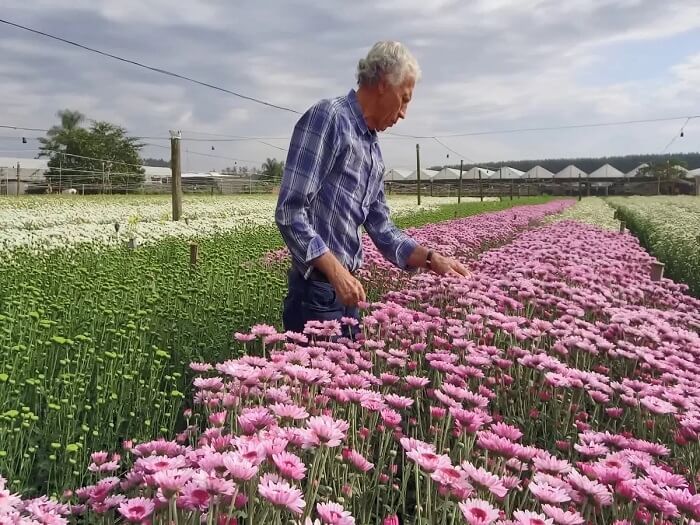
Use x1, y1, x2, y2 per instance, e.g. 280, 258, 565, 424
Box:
275, 41, 469, 337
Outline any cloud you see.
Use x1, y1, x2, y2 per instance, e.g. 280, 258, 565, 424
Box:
1, 0, 699, 169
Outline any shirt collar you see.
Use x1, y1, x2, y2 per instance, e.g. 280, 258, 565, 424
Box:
347, 89, 377, 139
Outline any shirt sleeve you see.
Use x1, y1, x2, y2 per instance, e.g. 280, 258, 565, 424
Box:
363, 183, 419, 270
275, 102, 339, 265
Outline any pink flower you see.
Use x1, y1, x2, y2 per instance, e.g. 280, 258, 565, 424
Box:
303, 416, 350, 448
490, 422, 523, 441
383, 515, 400, 525
272, 452, 307, 481
458, 498, 500, 525
567, 471, 613, 506
528, 481, 571, 504
513, 509, 554, 525
117, 497, 154, 523
270, 403, 309, 421
461, 461, 508, 498
258, 473, 305, 515
540, 504, 584, 525
406, 450, 451, 473
532, 456, 572, 475
342, 448, 374, 473
316, 501, 355, 524
223, 452, 258, 482
208, 411, 227, 427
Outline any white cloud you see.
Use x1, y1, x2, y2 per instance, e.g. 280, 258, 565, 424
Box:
1, 0, 700, 168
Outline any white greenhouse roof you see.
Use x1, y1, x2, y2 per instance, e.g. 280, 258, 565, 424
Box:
462, 167, 495, 180
524, 166, 555, 179
588, 164, 625, 179
555, 165, 588, 179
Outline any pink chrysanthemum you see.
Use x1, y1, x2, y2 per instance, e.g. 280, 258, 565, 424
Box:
316, 501, 355, 525
540, 504, 584, 525
117, 497, 155, 523
272, 452, 307, 481
458, 498, 500, 524
258, 473, 305, 515
512, 509, 554, 525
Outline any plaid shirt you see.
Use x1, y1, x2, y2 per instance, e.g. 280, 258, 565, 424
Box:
275, 89, 418, 278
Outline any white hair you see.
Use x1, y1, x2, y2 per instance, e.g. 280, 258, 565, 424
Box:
356, 41, 421, 87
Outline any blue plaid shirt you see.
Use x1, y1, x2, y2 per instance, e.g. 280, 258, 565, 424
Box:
275, 89, 418, 278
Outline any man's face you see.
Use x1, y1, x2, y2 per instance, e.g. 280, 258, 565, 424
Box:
376, 76, 415, 132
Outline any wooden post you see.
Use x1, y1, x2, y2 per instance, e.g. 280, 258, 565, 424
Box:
429, 179, 433, 197
190, 243, 199, 266
478, 170, 483, 202
415, 144, 421, 206
657, 170, 661, 195
171, 130, 183, 221
510, 179, 513, 200
650, 261, 665, 281
587, 175, 591, 197
578, 174, 582, 201
81, 184, 85, 196
16, 163, 20, 196
458, 159, 463, 204
619, 221, 625, 233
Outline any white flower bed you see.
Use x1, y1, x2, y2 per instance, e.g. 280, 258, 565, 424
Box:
543, 197, 620, 230
0, 195, 483, 252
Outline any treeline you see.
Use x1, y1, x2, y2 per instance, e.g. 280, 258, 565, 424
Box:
433, 152, 700, 173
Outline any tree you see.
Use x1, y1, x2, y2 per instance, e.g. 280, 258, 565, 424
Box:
38, 109, 145, 193
260, 158, 284, 183
142, 157, 170, 168
637, 159, 688, 194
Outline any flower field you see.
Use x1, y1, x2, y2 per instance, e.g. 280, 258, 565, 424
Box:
607, 196, 700, 297
543, 197, 620, 231
0, 196, 551, 497
0, 195, 497, 253
3, 195, 700, 524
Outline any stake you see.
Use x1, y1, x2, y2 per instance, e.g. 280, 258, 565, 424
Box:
458, 159, 463, 204
415, 144, 421, 206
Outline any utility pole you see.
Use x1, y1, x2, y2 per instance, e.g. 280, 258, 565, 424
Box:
415, 143, 421, 206
458, 159, 463, 204
16, 163, 20, 196
171, 130, 183, 221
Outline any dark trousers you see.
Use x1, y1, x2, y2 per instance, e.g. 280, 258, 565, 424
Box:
282, 268, 360, 339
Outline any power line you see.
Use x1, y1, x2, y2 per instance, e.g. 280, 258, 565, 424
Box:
142, 142, 263, 164
0, 124, 49, 132
388, 114, 700, 139
432, 137, 475, 163
0, 18, 302, 115
661, 117, 693, 154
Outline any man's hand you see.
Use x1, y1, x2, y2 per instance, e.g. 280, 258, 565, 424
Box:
429, 252, 471, 278
329, 268, 367, 307
311, 251, 366, 307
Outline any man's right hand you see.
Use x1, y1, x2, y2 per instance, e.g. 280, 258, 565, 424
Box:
329, 268, 366, 307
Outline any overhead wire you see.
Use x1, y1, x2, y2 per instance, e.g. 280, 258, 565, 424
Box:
0, 18, 302, 115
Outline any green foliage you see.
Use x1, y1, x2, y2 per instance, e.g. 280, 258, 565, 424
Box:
608, 196, 700, 297
260, 158, 284, 183
38, 109, 145, 193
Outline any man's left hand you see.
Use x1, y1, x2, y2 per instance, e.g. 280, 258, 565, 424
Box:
430, 252, 471, 278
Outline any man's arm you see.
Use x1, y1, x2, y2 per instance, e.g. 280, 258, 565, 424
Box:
364, 186, 471, 277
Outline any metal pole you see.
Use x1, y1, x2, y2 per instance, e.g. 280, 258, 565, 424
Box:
415, 144, 421, 206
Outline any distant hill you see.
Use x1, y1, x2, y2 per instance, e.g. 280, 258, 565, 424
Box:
431, 152, 700, 174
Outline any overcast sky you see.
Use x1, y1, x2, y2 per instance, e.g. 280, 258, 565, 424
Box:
2, 0, 700, 171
